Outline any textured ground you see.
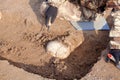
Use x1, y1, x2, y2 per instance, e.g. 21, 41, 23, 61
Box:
0, 60, 52, 80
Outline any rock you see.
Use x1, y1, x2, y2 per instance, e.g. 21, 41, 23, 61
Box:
47, 0, 66, 5
58, 1, 82, 21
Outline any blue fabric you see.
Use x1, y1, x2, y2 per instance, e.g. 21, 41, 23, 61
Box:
70, 16, 110, 30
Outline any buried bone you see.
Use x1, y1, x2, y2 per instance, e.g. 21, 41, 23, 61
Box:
46, 41, 70, 59
46, 32, 84, 59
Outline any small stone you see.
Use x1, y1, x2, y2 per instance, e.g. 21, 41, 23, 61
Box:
36, 33, 42, 40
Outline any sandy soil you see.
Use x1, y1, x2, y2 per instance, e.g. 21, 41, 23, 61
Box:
81, 59, 120, 80
0, 0, 119, 80
0, 60, 52, 80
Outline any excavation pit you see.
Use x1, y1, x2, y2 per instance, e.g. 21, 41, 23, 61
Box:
0, 31, 109, 80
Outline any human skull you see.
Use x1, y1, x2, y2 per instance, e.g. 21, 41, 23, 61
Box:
46, 41, 70, 59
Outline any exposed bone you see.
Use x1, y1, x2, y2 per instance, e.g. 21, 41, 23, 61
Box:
46, 32, 84, 59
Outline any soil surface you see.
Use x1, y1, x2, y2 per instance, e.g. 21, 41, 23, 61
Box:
0, 0, 119, 80
0, 60, 52, 80
81, 59, 120, 80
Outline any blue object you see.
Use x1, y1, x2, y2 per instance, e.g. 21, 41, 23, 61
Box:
70, 15, 110, 30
